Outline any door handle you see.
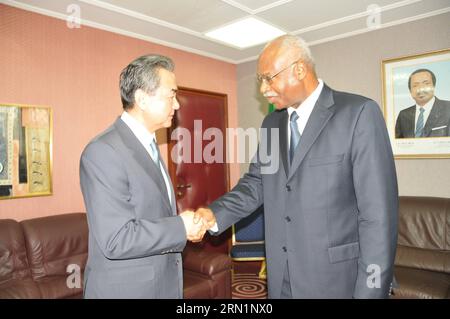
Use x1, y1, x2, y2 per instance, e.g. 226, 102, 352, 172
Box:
176, 184, 192, 189
176, 184, 191, 197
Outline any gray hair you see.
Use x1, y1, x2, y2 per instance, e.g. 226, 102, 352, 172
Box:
263, 35, 315, 70
120, 54, 174, 110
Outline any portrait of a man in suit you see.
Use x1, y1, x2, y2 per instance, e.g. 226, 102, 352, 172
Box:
395, 68, 450, 138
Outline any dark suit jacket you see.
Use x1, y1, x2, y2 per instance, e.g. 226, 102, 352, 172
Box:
395, 97, 450, 138
209, 84, 398, 298
80, 118, 186, 298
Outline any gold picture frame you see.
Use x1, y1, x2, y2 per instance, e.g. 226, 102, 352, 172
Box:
0, 103, 53, 199
382, 48, 450, 159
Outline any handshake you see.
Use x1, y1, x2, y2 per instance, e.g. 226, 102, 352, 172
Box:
180, 208, 216, 242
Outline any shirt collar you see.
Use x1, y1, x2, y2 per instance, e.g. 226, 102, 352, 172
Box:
288, 79, 324, 118
416, 96, 435, 111
120, 111, 156, 146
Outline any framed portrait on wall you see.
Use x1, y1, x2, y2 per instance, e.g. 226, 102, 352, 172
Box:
382, 49, 450, 158
0, 103, 52, 199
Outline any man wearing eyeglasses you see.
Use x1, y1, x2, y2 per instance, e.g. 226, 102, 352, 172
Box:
196, 35, 398, 299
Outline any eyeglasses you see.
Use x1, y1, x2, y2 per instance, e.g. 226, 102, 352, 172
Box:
257, 59, 300, 85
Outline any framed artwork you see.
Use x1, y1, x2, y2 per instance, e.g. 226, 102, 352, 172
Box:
382, 49, 450, 158
0, 103, 52, 199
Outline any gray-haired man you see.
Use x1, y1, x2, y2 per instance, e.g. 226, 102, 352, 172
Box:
80, 54, 205, 298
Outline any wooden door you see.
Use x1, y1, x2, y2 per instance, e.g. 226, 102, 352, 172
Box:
167, 87, 231, 253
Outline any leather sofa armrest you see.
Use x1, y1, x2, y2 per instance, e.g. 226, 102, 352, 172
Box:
183, 244, 231, 276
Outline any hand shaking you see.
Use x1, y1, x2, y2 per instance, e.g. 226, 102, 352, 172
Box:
180, 208, 216, 243
193, 207, 216, 230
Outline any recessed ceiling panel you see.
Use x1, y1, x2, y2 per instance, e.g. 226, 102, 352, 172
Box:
100, 0, 247, 32
257, 0, 404, 32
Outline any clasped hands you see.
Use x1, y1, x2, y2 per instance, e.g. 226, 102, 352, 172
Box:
180, 208, 216, 242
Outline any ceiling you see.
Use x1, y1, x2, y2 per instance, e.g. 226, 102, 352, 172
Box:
3, 0, 450, 64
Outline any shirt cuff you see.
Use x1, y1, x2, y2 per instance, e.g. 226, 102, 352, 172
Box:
210, 223, 218, 232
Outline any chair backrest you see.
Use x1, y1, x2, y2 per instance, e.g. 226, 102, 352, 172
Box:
232, 205, 265, 244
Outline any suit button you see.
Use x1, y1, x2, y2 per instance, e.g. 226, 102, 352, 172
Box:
286, 185, 291, 191
282, 246, 287, 252
285, 216, 291, 222
176, 260, 179, 265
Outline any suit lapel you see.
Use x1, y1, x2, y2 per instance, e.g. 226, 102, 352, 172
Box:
114, 118, 173, 212
156, 145, 177, 215
404, 106, 416, 136
278, 110, 289, 178
287, 85, 335, 182
423, 99, 440, 137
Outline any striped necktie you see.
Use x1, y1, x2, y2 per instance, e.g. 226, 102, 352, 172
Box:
415, 107, 425, 137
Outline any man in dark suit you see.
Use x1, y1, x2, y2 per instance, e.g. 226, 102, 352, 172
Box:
79, 55, 205, 298
395, 68, 450, 138
196, 35, 398, 298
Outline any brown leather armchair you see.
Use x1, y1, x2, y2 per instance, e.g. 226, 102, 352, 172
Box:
0, 213, 231, 299
393, 196, 450, 299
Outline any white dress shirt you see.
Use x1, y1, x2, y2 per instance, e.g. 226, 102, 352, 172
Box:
287, 79, 324, 148
414, 96, 434, 130
120, 111, 173, 205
